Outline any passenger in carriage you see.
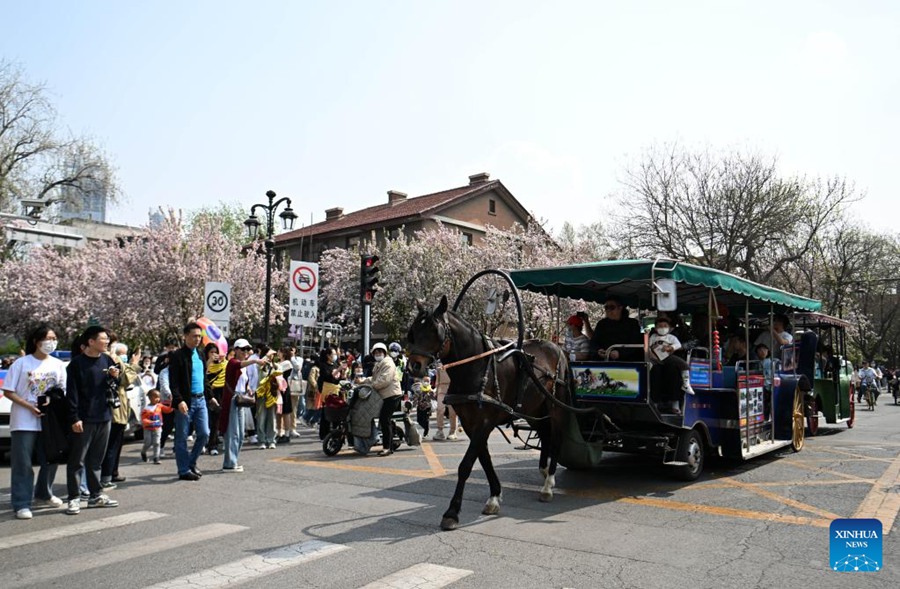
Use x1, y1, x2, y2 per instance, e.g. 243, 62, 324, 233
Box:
725, 331, 749, 366
563, 314, 592, 361
583, 295, 643, 361
649, 316, 696, 415
754, 314, 793, 352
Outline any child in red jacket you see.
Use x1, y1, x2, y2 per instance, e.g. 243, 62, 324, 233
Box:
141, 389, 174, 464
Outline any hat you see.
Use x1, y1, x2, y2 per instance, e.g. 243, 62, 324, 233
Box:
566, 315, 583, 328
233, 338, 251, 349
371, 342, 388, 354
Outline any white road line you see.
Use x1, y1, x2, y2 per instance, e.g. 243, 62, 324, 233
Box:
6, 522, 246, 588
143, 540, 348, 588
358, 563, 474, 589
0, 510, 167, 551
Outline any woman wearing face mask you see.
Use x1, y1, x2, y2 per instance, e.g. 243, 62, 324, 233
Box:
3, 325, 67, 519
649, 316, 695, 415
317, 347, 342, 441
355, 342, 403, 456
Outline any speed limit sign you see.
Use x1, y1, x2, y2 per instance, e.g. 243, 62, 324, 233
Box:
204, 282, 232, 325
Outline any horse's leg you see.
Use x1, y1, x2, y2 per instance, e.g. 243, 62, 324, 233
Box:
540, 409, 565, 503
537, 421, 554, 502
479, 442, 502, 515
441, 431, 485, 531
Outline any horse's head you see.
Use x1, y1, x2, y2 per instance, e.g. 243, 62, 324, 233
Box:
406, 295, 450, 377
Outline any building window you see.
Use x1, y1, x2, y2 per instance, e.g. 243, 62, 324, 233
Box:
488, 199, 496, 215
460, 232, 473, 246
388, 228, 400, 240
347, 236, 360, 251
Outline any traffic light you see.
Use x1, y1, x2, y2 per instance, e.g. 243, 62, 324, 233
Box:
360, 254, 380, 303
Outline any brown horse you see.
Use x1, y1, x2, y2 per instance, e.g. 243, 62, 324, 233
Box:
406, 296, 574, 531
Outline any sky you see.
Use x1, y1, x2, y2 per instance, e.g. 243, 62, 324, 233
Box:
2, 0, 898, 237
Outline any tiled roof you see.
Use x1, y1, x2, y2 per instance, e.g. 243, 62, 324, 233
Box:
275, 180, 499, 243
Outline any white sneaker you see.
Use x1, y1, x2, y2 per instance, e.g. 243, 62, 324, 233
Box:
259, 444, 267, 450
290, 430, 301, 438
36, 496, 64, 508
267, 443, 277, 449
223, 465, 244, 472
447, 434, 458, 441
209, 448, 219, 456
66, 499, 81, 515
432, 431, 446, 441
88, 495, 119, 508
16, 508, 33, 520
249, 435, 259, 444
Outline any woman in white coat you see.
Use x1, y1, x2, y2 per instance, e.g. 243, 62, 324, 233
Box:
355, 342, 402, 456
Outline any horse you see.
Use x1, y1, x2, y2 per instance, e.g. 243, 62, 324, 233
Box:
406, 295, 575, 531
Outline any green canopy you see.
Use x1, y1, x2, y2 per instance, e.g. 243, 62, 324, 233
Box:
509, 259, 822, 312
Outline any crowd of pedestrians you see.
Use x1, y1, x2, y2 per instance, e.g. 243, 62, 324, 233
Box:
5, 323, 465, 520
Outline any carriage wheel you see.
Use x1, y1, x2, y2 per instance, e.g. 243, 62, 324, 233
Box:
791, 389, 805, 452
673, 429, 704, 481
322, 431, 344, 456
806, 397, 819, 436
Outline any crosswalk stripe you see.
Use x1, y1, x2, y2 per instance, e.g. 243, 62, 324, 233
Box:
0, 510, 167, 551
357, 563, 474, 589
6, 522, 246, 588
143, 540, 348, 588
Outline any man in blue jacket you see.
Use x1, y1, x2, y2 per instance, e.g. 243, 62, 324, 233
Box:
168, 322, 211, 481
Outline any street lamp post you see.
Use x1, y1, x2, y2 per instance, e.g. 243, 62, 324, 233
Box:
244, 190, 298, 346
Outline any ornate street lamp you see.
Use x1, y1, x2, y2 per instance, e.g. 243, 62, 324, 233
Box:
245, 190, 298, 345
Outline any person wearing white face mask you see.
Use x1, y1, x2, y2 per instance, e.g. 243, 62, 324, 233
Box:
4, 325, 67, 519
649, 315, 695, 415
355, 342, 402, 456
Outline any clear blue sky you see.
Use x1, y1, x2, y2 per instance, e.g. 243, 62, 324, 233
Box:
3, 1, 898, 235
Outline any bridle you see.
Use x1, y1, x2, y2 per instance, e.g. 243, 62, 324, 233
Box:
408, 314, 453, 366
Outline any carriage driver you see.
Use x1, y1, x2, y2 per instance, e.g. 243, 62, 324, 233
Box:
584, 295, 643, 361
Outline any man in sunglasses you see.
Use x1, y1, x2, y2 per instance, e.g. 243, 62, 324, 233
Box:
584, 295, 644, 361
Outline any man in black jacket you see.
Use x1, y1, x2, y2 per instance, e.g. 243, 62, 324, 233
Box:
168, 322, 211, 481
585, 295, 644, 361
65, 325, 120, 514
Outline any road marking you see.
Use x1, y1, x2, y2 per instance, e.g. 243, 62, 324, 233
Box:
273, 456, 436, 477
853, 450, 900, 535
7, 523, 246, 588
814, 447, 894, 463
421, 442, 448, 476
0, 510, 167, 551
357, 563, 473, 589
144, 540, 348, 588
696, 478, 875, 489
717, 477, 841, 519
786, 460, 874, 481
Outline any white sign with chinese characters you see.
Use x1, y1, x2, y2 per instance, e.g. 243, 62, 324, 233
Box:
289, 261, 319, 327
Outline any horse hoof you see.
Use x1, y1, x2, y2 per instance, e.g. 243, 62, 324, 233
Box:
482, 504, 500, 516
440, 517, 459, 531
539, 492, 554, 503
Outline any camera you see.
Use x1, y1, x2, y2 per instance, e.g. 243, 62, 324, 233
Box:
103, 368, 121, 409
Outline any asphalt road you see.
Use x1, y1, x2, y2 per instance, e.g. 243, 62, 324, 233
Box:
1, 403, 899, 589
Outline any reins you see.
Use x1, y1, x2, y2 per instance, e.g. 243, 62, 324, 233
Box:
441, 341, 514, 369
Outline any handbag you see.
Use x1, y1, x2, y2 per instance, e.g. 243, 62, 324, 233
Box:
228, 381, 256, 408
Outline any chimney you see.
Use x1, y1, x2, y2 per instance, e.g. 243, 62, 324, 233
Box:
387, 190, 408, 205
324, 207, 344, 221
468, 172, 490, 185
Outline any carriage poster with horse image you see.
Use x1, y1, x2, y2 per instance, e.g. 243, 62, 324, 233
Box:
573, 364, 642, 399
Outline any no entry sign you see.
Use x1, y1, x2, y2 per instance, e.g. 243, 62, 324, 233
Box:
289, 261, 319, 327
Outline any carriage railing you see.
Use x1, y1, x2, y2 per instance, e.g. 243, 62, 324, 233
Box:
603, 344, 647, 362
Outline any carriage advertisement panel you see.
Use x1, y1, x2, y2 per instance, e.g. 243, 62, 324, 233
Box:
738, 373, 766, 434
573, 364, 643, 400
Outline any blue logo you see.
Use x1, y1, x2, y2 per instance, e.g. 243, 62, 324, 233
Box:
830, 518, 882, 572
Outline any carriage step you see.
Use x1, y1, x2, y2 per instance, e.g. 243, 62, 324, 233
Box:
662, 460, 689, 467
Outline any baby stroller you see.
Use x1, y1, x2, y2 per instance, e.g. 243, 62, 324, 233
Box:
321, 384, 406, 456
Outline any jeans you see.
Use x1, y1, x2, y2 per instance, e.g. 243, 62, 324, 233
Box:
174, 396, 210, 475
223, 398, 245, 469
255, 400, 276, 445
10, 430, 57, 510
207, 387, 223, 451
101, 422, 126, 482
142, 429, 162, 462
67, 421, 111, 500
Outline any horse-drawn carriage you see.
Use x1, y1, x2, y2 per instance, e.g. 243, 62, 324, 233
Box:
406, 259, 842, 530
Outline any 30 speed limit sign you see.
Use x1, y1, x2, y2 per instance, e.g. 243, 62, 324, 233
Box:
203, 282, 232, 325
